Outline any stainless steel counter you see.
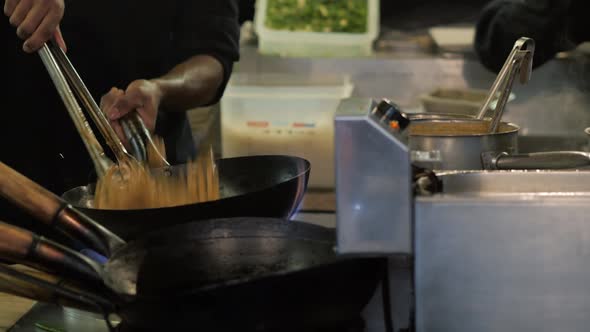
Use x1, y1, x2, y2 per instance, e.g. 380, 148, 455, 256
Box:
415, 171, 590, 332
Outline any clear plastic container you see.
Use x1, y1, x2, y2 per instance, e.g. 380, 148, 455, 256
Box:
254, 0, 380, 57
220, 73, 354, 188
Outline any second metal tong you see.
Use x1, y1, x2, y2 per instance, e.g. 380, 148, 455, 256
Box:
38, 39, 169, 177
476, 37, 535, 133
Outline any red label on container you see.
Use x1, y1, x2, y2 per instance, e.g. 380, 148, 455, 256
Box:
292, 122, 316, 128
247, 121, 269, 128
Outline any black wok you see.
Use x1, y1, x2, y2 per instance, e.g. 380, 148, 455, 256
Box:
0, 162, 385, 331
61, 155, 311, 240
0, 219, 384, 331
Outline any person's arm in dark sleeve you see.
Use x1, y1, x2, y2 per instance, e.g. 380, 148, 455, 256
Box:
474, 0, 576, 73
158, 0, 241, 111
101, 1, 240, 142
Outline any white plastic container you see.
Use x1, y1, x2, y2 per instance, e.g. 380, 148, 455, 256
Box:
220, 73, 354, 188
254, 0, 380, 57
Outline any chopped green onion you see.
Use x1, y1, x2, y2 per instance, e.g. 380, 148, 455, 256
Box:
265, 0, 368, 33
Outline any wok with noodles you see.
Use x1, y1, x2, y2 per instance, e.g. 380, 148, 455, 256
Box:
62, 153, 311, 240
36, 38, 309, 232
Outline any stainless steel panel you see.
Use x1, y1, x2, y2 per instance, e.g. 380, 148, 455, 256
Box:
415, 192, 590, 332
335, 98, 413, 254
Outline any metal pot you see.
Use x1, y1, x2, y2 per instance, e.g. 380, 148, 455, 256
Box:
408, 119, 520, 170
407, 38, 533, 171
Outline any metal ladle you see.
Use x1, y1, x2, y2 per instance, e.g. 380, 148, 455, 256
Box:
476, 37, 535, 133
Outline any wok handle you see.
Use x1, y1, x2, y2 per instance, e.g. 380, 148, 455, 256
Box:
0, 162, 124, 257
0, 222, 102, 285
485, 151, 590, 170
0, 264, 102, 313
0, 264, 115, 327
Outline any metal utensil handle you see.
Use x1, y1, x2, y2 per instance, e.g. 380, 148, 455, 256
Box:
130, 113, 170, 166
121, 118, 146, 162
46, 40, 130, 163
126, 117, 147, 161
38, 44, 113, 177
488, 59, 519, 133
0, 221, 102, 284
0, 161, 125, 257
0, 264, 100, 313
494, 151, 590, 170
476, 37, 535, 132
0, 264, 116, 332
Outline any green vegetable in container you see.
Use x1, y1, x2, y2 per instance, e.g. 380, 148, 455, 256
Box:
265, 0, 368, 33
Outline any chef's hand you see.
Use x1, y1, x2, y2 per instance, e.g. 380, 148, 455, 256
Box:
100, 80, 162, 147
4, 0, 67, 53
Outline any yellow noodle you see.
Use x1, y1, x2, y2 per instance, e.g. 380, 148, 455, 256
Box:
94, 136, 220, 209
206, 147, 215, 201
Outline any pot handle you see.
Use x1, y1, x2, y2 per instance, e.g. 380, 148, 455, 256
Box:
0, 162, 124, 257
482, 151, 590, 170
0, 221, 102, 285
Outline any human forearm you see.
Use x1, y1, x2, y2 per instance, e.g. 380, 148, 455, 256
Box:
152, 54, 225, 111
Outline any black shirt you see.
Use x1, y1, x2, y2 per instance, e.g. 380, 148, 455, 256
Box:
0, 0, 239, 235
474, 0, 588, 73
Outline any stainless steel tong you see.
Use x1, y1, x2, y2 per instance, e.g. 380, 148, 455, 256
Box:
38, 41, 117, 177
38, 39, 169, 177
476, 37, 535, 133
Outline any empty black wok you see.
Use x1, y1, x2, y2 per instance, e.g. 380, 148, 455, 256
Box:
0, 218, 385, 331
61, 155, 310, 240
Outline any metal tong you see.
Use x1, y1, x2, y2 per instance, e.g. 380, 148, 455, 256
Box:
122, 112, 169, 167
476, 37, 535, 133
38, 39, 168, 177
38, 41, 117, 177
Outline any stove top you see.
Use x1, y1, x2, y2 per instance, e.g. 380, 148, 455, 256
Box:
9, 304, 366, 332
116, 318, 364, 332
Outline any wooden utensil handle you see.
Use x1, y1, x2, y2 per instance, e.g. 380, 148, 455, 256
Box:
0, 162, 125, 257
0, 162, 63, 224
0, 222, 102, 284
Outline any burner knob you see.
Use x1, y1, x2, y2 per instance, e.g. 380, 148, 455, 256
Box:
372, 99, 410, 130
372, 99, 395, 118
389, 109, 410, 130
